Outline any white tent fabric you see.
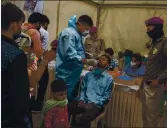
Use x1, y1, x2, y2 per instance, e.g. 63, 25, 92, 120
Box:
34, 0, 44, 14
98, 7, 167, 53
13, 0, 167, 53
13, 1, 97, 48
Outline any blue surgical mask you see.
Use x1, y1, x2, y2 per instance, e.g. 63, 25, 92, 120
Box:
94, 68, 104, 76
82, 30, 89, 37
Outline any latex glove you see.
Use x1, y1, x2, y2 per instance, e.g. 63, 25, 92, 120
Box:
85, 59, 98, 66
87, 66, 94, 71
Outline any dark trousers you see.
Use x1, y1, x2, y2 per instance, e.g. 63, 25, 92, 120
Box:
2, 108, 33, 128
36, 66, 49, 102
68, 101, 101, 128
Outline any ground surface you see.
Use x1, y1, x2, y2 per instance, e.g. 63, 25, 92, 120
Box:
32, 113, 42, 128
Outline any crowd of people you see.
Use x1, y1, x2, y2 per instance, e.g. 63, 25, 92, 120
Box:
1, 2, 167, 128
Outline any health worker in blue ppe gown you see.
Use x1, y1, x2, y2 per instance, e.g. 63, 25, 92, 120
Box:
55, 15, 93, 101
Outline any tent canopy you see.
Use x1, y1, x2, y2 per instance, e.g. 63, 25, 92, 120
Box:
14, 0, 167, 54
92, 0, 167, 5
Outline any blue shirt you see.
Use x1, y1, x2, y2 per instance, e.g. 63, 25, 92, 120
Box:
79, 70, 113, 107
55, 15, 85, 100
124, 64, 146, 77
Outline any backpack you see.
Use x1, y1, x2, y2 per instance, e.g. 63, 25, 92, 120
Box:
15, 29, 38, 71
15, 30, 32, 50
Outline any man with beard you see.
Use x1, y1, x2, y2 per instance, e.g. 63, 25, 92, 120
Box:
1, 3, 32, 127
68, 55, 113, 128
140, 17, 167, 127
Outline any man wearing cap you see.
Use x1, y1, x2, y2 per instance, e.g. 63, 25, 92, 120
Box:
84, 26, 106, 59
140, 17, 167, 127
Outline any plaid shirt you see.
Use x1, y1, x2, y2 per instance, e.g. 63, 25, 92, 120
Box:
109, 58, 119, 70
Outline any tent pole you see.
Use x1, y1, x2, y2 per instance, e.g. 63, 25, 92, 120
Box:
101, 4, 167, 9
96, 0, 105, 34
56, 0, 60, 38
96, 4, 101, 34
85, 0, 98, 6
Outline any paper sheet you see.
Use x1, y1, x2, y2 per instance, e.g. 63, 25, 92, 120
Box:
114, 82, 139, 91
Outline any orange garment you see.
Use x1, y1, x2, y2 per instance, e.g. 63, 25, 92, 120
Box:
22, 23, 43, 58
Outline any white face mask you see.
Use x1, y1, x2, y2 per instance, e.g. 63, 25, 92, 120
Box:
82, 30, 89, 37
131, 62, 136, 67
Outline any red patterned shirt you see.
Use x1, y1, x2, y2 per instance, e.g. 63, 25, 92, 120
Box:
44, 105, 70, 128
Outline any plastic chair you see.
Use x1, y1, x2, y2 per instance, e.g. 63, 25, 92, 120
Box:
91, 104, 108, 128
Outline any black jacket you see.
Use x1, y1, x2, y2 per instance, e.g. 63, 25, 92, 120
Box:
1, 35, 32, 128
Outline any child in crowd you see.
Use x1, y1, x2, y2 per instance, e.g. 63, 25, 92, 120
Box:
41, 80, 69, 128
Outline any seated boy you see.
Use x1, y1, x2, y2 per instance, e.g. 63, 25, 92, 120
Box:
68, 55, 113, 128
41, 80, 69, 128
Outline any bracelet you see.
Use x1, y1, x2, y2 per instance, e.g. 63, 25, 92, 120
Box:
41, 59, 48, 67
